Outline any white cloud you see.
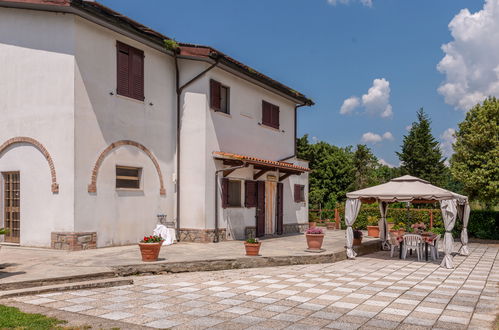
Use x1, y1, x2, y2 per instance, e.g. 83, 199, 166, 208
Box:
311, 136, 319, 143
382, 132, 394, 140
378, 158, 395, 168
437, 0, 499, 111
339, 78, 393, 118
340, 96, 360, 114
362, 78, 393, 118
327, 0, 373, 7
440, 128, 456, 163
361, 131, 393, 144
405, 124, 412, 131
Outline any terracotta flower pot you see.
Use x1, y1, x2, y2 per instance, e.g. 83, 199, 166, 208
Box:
353, 237, 362, 246
139, 242, 162, 262
308, 221, 316, 228
244, 242, 261, 256
367, 226, 380, 238
306, 233, 324, 250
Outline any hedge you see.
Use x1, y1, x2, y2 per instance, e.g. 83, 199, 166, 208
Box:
310, 208, 499, 240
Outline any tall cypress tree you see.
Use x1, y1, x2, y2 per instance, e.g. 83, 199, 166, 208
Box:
397, 108, 446, 185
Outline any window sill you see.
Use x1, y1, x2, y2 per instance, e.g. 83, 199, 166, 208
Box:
116, 188, 143, 192
212, 109, 231, 118
259, 123, 282, 132
116, 93, 145, 104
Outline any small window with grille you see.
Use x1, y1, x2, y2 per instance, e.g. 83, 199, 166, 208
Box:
116, 166, 142, 189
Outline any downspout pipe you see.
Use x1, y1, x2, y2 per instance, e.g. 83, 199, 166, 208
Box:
294, 103, 309, 157
214, 164, 246, 243
174, 51, 220, 240
279, 102, 310, 162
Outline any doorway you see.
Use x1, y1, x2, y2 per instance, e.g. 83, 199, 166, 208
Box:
264, 181, 276, 235
2, 172, 20, 243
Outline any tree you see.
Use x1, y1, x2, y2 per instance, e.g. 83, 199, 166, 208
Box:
450, 97, 499, 207
351, 144, 379, 190
297, 135, 354, 208
397, 108, 447, 185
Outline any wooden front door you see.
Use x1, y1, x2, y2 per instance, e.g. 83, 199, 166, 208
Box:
3, 172, 20, 243
255, 181, 265, 237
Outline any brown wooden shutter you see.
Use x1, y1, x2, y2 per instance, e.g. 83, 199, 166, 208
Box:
210, 79, 221, 111
245, 181, 257, 207
271, 105, 280, 129
276, 182, 283, 235
294, 184, 301, 203
117, 42, 130, 97
262, 101, 271, 126
130, 48, 144, 101
221, 178, 229, 208
256, 181, 265, 237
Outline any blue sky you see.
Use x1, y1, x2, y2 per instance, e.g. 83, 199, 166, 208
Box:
99, 0, 491, 167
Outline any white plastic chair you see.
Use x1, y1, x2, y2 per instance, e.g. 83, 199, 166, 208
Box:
388, 231, 400, 258
428, 234, 441, 261
402, 234, 423, 261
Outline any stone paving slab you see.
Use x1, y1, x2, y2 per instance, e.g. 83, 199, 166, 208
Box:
7, 243, 498, 329
0, 230, 377, 285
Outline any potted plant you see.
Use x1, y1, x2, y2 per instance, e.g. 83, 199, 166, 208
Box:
139, 235, 164, 262
392, 222, 406, 236
411, 222, 427, 235
305, 227, 325, 250
366, 216, 379, 238
244, 237, 261, 256
387, 218, 395, 230
353, 229, 363, 246
326, 219, 335, 230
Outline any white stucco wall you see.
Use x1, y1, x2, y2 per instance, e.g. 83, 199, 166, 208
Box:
72, 16, 176, 247
0, 8, 75, 246
180, 61, 308, 238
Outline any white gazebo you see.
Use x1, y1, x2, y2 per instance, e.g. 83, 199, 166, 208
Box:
344, 175, 470, 268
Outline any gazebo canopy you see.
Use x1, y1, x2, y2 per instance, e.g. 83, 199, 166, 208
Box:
344, 175, 469, 269
346, 175, 468, 204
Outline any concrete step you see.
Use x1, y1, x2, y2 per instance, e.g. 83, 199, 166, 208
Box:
113, 239, 381, 276
0, 271, 117, 291
0, 277, 133, 298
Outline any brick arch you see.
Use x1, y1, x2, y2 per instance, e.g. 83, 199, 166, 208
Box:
0, 137, 59, 193
88, 140, 166, 196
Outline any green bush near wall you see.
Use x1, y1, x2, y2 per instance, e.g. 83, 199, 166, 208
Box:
453, 210, 499, 240
311, 207, 499, 240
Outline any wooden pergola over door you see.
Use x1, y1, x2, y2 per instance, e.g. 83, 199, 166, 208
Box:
3, 172, 20, 243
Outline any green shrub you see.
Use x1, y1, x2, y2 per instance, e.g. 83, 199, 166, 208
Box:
310, 207, 499, 240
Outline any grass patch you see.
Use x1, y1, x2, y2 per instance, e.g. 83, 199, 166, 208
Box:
0, 304, 66, 329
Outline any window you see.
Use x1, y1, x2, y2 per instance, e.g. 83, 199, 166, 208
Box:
210, 79, 230, 114
221, 178, 242, 208
262, 100, 280, 129
294, 184, 305, 203
116, 41, 144, 101
244, 180, 257, 207
116, 166, 141, 189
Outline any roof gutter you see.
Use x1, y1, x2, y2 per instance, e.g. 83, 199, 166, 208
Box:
174, 50, 220, 240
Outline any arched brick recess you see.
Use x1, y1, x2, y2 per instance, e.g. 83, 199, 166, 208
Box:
88, 140, 166, 196
0, 137, 59, 193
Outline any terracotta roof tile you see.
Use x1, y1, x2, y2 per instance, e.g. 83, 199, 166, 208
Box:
213, 151, 309, 172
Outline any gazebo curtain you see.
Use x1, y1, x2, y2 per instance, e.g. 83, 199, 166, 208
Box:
345, 198, 361, 258
440, 199, 458, 268
378, 202, 389, 247
457, 203, 470, 256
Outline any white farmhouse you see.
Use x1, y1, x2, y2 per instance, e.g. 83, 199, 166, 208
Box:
0, 0, 313, 249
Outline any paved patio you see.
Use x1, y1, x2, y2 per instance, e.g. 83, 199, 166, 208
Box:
7, 243, 498, 329
0, 230, 377, 284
